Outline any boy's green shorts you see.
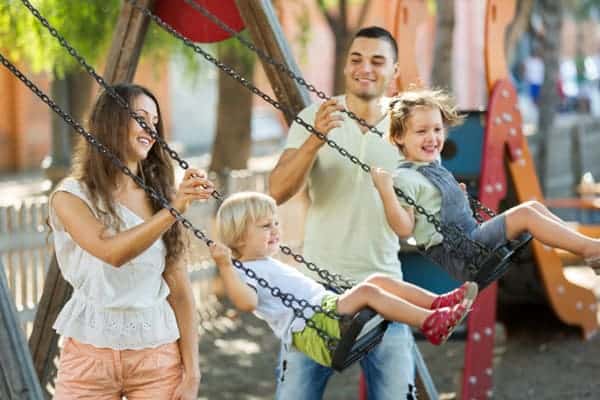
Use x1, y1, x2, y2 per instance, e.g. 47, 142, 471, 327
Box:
292, 294, 341, 367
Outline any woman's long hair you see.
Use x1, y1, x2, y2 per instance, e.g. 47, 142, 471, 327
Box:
72, 83, 184, 263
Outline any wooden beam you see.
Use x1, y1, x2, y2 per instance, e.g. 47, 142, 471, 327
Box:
1, 260, 44, 400
235, 0, 311, 124
104, 0, 156, 84
28, 256, 72, 393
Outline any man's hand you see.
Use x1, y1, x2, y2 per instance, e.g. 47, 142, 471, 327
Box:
314, 99, 344, 138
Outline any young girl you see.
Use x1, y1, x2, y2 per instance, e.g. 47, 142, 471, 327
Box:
49, 84, 213, 399
371, 88, 600, 282
208, 191, 478, 368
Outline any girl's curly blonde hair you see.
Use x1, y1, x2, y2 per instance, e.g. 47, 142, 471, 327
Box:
388, 88, 465, 148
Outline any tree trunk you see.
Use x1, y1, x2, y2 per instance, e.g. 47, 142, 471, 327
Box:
332, 27, 350, 95
506, 0, 534, 66
45, 70, 94, 184
209, 45, 255, 173
317, 0, 372, 95
536, 0, 562, 191
431, 0, 455, 90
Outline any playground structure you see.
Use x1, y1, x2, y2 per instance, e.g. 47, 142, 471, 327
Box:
0, 0, 600, 399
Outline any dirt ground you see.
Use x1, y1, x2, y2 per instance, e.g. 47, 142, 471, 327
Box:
194, 190, 600, 400
196, 300, 600, 400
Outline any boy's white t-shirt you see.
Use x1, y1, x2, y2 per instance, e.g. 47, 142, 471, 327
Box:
237, 257, 330, 345
48, 178, 179, 350
285, 96, 403, 283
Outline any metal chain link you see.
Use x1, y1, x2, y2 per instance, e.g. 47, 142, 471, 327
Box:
184, 0, 501, 229
128, 0, 494, 263
182, 0, 385, 138
127, 0, 373, 174
18, 0, 230, 204
19, 0, 354, 291
0, 52, 342, 347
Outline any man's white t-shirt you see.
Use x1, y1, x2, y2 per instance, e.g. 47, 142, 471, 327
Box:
285, 96, 403, 283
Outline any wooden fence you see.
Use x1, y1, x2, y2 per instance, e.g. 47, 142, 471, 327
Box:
0, 169, 276, 339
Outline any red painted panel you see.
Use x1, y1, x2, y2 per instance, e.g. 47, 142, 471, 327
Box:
155, 0, 244, 43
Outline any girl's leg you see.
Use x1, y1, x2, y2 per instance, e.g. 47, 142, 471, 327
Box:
527, 200, 571, 226
504, 201, 600, 259
337, 282, 433, 328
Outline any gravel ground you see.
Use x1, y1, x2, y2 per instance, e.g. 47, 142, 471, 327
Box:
196, 301, 600, 400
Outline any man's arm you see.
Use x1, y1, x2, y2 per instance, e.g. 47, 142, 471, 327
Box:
269, 99, 344, 205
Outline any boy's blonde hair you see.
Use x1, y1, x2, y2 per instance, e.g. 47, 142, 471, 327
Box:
388, 88, 464, 148
216, 191, 277, 250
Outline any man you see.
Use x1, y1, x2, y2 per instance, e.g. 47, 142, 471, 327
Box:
269, 26, 415, 400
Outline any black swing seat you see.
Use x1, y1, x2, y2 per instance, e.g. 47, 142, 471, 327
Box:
472, 233, 533, 289
331, 307, 389, 372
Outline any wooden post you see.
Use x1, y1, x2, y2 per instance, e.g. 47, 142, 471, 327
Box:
234, 0, 311, 124
1, 260, 44, 400
29, 0, 156, 390
104, 0, 156, 84
28, 257, 72, 395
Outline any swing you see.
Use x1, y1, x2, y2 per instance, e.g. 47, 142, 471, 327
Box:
143, 0, 533, 288
7, 1, 389, 371
14, 0, 521, 373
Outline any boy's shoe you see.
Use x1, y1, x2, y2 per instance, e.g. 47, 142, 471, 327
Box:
421, 283, 478, 345
585, 256, 600, 274
430, 281, 479, 309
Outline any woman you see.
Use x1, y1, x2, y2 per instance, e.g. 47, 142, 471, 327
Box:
49, 84, 212, 399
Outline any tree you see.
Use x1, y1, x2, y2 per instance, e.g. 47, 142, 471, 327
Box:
536, 0, 563, 189
209, 35, 256, 173
316, 0, 372, 94
0, 1, 206, 180
506, 0, 535, 66
430, 0, 454, 90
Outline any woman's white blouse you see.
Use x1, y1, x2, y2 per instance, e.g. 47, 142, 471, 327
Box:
48, 178, 179, 350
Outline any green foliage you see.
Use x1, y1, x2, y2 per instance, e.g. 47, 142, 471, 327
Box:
216, 30, 256, 71
567, 0, 600, 20
0, 0, 120, 77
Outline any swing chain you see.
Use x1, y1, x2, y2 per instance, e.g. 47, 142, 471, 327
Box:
20, 0, 354, 291
129, 0, 496, 265
182, 0, 384, 138
127, 0, 373, 176
19, 0, 195, 172
279, 245, 357, 289
0, 52, 343, 347
393, 186, 490, 265
232, 258, 342, 347
182, 0, 503, 240
469, 196, 497, 222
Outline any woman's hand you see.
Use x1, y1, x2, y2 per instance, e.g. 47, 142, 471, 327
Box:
209, 241, 232, 267
370, 167, 394, 193
172, 372, 200, 400
173, 169, 214, 213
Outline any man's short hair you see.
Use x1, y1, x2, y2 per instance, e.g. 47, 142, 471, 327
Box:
352, 26, 398, 62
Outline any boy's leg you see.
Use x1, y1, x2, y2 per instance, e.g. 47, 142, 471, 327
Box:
364, 273, 437, 309
275, 343, 333, 400
360, 323, 415, 400
337, 283, 430, 327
